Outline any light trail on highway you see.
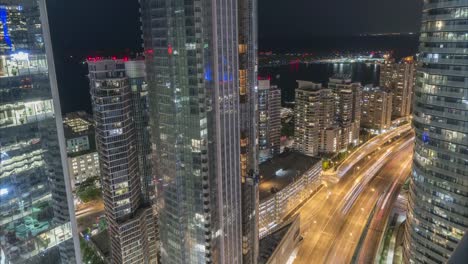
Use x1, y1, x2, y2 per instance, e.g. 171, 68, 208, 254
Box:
293, 131, 414, 264
337, 124, 411, 178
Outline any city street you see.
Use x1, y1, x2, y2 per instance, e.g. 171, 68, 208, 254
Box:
293, 131, 414, 264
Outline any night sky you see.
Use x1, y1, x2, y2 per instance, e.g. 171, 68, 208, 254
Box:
259, 0, 423, 39
47, 0, 423, 55
45, 0, 423, 113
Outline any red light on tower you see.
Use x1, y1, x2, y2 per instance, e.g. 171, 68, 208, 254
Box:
123, 56, 129, 62
168, 44, 173, 55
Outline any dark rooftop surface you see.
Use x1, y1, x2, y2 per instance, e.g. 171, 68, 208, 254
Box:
63, 111, 94, 139
91, 231, 110, 257
259, 152, 321, 201
258, 222, 291, 263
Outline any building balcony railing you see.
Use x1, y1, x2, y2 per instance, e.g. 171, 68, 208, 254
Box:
420, 67, 467, 77
419, 57, 468, 66
419, 47, 468, 55
424, 0, 468, 10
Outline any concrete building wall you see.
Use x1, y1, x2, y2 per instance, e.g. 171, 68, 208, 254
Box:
264, 216, 301, 264
258, 161, 321, 238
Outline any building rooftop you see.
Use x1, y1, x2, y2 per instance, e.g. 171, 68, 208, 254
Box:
296, 80, 322, 92
259, 152, 321, 201
329, 74, 352, 84
63, 111, 94, 139
363, 84, 391, 93
90, 231, 110, 259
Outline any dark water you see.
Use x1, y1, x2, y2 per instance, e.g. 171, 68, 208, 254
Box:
259, 62, 380, 104
55, 35, 415, 114
259, 35, 419, 59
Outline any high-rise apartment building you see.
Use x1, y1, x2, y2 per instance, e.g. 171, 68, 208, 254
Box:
328, 76, 361, 149
318, 89, 340, 153
361, 85, 393, 133
404, 1, 468, 263
294, 81, 322, 156
380, 58, 415, 119
258, 79, 281, 162
0, 1, 80, 263
141, 0, 244, 263
88, 58, 157, 264
63, 112, 100, 190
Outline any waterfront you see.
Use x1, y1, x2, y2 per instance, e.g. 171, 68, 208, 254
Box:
259, 62, 380, 104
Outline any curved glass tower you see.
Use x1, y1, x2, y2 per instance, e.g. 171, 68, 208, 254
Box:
405, 0, 468, 263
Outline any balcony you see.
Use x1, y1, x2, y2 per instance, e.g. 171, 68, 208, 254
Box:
424, 0, 468, 10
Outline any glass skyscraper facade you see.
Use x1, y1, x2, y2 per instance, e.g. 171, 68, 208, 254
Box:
0, 0, 79, 263
405, 0, 468, 263
141, 0, 243, 263
88, 59, 158, 264
238, 0, 259, 262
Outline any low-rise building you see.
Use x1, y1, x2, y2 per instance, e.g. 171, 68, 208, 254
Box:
258, 152, 321, 238
68, 152, 100, 189
63, 112, 100, 190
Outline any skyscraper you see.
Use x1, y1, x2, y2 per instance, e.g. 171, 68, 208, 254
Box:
0, 1, 80, 263
380, 58, 415, 119
404, 1, 468, 263
238, 0, 260, 262
141, 0, 244, 263
88, 58, 157, 264
258, 79, 281, 162
361, 85, 393, 133
328, 77, 362, 149
294, 81, 322, 157
318, 88, 340, 153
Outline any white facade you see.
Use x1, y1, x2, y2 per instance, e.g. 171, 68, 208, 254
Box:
68, 152, 100, 190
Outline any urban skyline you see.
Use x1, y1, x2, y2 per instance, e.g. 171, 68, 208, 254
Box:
1, 1, 468, 264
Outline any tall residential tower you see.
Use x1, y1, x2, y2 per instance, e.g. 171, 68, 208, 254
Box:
404, 1, 468, 263
258, 79, 281, 162
88, 59, 158, 264
294, 81, 322, 157
141, 0, 244, 263
380, 58, 415, 119
0, 0, 80, 263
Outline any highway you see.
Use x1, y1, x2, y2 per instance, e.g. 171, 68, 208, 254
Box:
326, 143, 413, 263
335, 123, 411, 178
293, 131, 414, 264
354, 155, 412, 264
